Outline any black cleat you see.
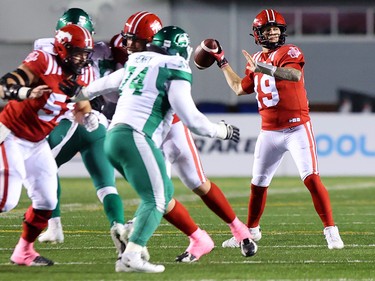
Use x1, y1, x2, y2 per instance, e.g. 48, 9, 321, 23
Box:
240, 238, 258, 257
175, 251, 198, 263
11, 256, 54, 266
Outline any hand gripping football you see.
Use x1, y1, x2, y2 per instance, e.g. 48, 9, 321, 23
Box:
193, 39, 218, 70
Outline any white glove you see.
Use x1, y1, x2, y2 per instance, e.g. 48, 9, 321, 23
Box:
83, 112, 99, 132
216, 120, 240, 143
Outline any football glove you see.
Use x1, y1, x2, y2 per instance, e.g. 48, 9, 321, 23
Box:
209, 40, 229, 68
59, 78, 82, 98
216, 120, 240, 143
82, 112, 99, 132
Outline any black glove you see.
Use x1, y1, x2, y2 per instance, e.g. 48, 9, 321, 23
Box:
59, 78, 82, 98
217, 121, 240, 143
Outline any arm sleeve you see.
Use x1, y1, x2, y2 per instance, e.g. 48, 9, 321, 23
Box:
85, 68, 125, 98
241, 74, 255, 94
168, 80, 219, 138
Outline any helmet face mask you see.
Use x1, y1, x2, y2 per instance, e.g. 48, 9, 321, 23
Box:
252, 9, 287, 50
151, 26, 192, 60
122, 11, 162, 54
56, 8, 95, 35
54, 24, 94, 75
120, 31, 149, 54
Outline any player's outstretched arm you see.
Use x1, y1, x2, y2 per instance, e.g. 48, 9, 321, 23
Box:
0, 64, 50, 100
168, 80, 240, 143
59, 68, 125, 102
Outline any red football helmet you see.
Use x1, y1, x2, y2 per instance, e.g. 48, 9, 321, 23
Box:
121, 11, 162, 53
54, 24, 94, 74
110, 33, 128, 65
252, 9, 287, 50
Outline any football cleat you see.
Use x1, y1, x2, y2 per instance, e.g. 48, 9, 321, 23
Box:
240, 238, 258, 257
221, 236, 239, 248
110, 222, 127, 258
175, 251, 197, 263
176, 230, 214, 262
38, 217, 64, 244
11, 255, 54, 266
222, 226, 262, 248
250, 226, 262, 242
116, 252, 165, 273
324, 226, 344, 250
121, 218, 150, 261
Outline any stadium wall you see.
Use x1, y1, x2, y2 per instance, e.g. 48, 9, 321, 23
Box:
1, 1, 375, 106
58, 113, 375, 178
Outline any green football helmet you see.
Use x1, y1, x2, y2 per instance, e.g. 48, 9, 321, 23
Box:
56, 8, 95, 34
151, 26, 192, 60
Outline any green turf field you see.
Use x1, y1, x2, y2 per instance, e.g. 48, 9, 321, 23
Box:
1, 177, 374, 280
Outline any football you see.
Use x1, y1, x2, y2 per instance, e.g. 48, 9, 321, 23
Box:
193, 38, 218, 70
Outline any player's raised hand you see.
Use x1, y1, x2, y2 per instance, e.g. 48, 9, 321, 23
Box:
242, 50, 256, 72
209, 40, 229, 68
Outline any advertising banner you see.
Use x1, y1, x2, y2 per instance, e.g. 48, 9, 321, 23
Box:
58, 113, 375, 177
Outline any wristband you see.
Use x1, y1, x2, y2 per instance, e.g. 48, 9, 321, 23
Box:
218, 57, 229, 69
18, 87, 32, 100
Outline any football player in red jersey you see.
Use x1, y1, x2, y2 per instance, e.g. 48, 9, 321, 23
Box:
0, 24, 95, 266
120, 11, 257, 264
209, 9, 344, 250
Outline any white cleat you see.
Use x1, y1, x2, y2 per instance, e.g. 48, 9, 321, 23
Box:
122, 218, 150, 261
110, 222, 127, 258
222, 226, 262, 248
249, 226, 262, 242
116, 252, 165, 273
324, 226, 344, 250
38, 217, 64, 244
221, 236, 239, 248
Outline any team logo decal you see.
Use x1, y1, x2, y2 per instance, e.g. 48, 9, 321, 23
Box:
175, 33, 190, 47
150, 20, 162, 34
287, 46, 301, 58
55, 30, 73, 44
24, 51, 40, 62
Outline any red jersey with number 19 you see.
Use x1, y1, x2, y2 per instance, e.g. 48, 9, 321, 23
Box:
0, 50, 94, 142
241, 44, 310, 130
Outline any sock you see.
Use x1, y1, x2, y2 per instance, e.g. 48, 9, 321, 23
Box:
304, 174, 335, 227
13, 237, 38, 259
200, 182, 236, 224
22, 206, 52, 242
228, 217, 250, 242
103, 193, 125, 226
163, 199, 198, 236
247, 184, 268, 228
